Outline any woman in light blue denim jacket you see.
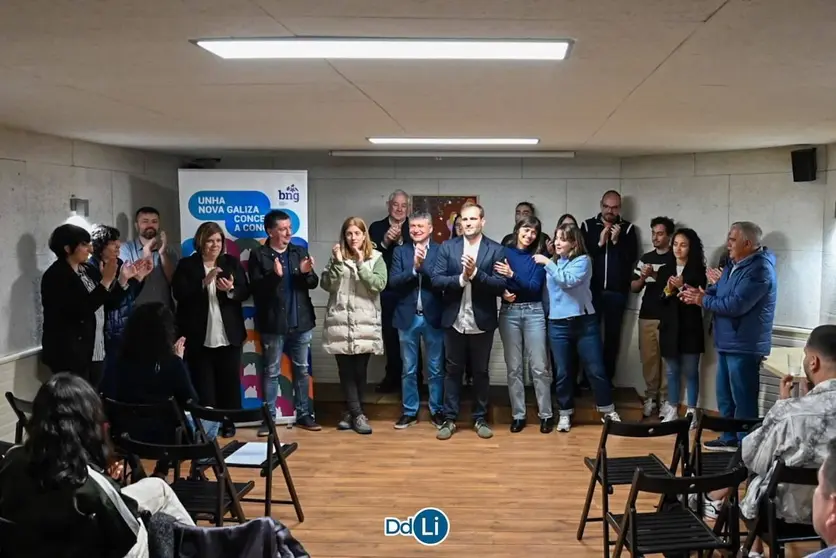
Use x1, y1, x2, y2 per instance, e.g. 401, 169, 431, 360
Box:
535, 223, 620, 433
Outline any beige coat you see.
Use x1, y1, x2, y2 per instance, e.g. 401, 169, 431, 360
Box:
320, 250, 388, 355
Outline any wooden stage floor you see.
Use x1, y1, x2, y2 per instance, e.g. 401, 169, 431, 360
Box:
191, 420, 822, 557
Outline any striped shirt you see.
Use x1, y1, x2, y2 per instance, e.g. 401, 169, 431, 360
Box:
78, 269, 105, 362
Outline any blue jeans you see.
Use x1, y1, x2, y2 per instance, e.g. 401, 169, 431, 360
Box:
716, 352, 762, 442
665, 353, 701, 407
261, 329, 314, 420
499, 302, 552, 419
548, 314, 614, 416
185, 413, 221, 441
398, 314, 444, 416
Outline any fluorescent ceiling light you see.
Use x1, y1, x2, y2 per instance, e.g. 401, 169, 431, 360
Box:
368, 138, 540, 146
331, 150, 575, 159
193, 38, 572, 60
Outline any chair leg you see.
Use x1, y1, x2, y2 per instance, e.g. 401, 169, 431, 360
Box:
577, 466, 598, 540
601, 482, 610, 558
278, 456, 304, 522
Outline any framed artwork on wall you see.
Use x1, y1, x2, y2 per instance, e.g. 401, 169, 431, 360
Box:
412, 194, 479, 244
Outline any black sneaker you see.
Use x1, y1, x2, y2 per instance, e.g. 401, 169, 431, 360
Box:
393, 415, 418, 429
430, 412, 445, 429
296, 415, 322, 431
540, 417, 554, 434
703, 438, 739, 452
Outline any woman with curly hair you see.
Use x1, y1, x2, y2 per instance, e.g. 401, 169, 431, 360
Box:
657, 227, 707, 426
0, 373, 193, 558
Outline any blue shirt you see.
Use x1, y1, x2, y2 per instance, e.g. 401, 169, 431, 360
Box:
504, 246, 545, 303
806, 548, 836, 558
544, 255, 596, 320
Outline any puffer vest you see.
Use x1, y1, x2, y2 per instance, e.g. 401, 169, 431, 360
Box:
322, 252, 384, 355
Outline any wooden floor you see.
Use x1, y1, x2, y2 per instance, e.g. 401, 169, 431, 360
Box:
189, 420, 823, 558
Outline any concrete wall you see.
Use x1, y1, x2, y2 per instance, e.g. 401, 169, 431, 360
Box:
0, 125, 183, 440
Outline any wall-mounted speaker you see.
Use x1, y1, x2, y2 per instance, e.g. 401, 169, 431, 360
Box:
791, 147, 817, 182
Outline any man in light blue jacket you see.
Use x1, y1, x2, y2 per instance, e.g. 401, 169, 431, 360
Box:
680, 221, 777, 451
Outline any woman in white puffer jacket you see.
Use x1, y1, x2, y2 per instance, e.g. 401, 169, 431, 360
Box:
321, 216, 387, 435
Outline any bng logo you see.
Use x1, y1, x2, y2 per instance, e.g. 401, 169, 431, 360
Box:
277, 184, 300, 203
384, 507, 450, 546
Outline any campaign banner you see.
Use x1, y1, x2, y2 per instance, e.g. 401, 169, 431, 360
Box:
178, 169, 310, 424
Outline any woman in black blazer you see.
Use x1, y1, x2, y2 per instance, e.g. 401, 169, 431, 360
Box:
40, 224, 135, 385
656, 227, 707, 426
172, 222, 249, 427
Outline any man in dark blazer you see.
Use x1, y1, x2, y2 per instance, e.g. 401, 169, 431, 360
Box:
431, 202, 506, 441
368, 189, 411, 394
249, 210, 320, 434
388, 210, 445, 430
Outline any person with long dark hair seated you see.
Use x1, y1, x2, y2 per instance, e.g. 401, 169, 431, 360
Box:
41, 224, 139, 387
0, 373, 193, 558
100, 302, 220, 445
495, 215, 553, 433
656, 228, 707, 427
172, 222, 249, 438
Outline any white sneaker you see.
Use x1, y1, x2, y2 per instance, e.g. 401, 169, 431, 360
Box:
642, 398, 656, 417
557, 415, 571, 432
701, 494, 723, 519
686, 407, 698, 430
659, 402, 678, 422
602, 411, 621, 423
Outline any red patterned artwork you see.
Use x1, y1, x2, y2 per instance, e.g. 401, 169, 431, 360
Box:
412, 195, 478, 244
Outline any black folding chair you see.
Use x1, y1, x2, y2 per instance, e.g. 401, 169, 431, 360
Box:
691, 412, 762, 477
608, 465, 749, 558
741, 458, 825, 557
102, 397, 191, 483
4, 392, 33, 444
117, 433, 253, 527
577, 416, 692, 557
186, 402, 304, 522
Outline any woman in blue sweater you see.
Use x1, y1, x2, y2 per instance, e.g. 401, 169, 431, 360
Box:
494, 215, 553, 433
535, 223, 620, 433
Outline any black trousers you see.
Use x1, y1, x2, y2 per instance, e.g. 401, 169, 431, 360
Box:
186, 344, 242, 409
335, 354, 371, 417
443, 329, 494, 422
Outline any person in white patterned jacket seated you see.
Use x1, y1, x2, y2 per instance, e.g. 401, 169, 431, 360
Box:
701, 325, 836, 558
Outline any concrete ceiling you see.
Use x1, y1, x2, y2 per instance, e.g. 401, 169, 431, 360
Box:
0, 0, 835, 155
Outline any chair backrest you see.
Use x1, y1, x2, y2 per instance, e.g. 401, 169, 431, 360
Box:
184, 402, 263, 426
102, 397, 190, 442
633, 465, 750, 497
599, 416, 692, 474
766, 458, 820, 495
4, 392, 33, 445
694, 412, 762, 441
117, 433, 222, 465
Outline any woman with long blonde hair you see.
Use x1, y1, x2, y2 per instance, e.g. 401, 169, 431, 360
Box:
321, 217, 388, 434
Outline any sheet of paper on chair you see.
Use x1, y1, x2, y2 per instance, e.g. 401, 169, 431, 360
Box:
225, 442, 287, 466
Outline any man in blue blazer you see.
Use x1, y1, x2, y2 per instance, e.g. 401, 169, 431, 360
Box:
388, 210, 445, 430
431, 202, 506, 440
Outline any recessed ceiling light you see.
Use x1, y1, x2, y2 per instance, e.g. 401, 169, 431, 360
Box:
193, 38, 572, 61
367, 138, 540, 146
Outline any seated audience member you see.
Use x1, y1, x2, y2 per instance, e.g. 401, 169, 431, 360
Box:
100, 302, 220, 444
657, 228, 707, 427
496, 215, 553, 433
41, 224, 137, 387
91, 225, 152, 361
539, 223, 620, 433
172, 222, 249, 438
703, 325, 836, 557
0, 373, 194, 558
810, 438, 836, 557
680, 221, 777, 451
